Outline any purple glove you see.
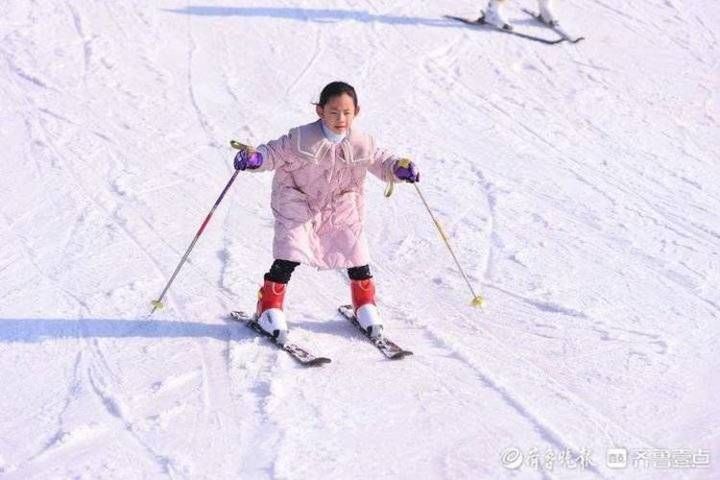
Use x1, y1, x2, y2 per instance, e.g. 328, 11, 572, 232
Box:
393, 159, 420, 183
233, 146, 263, 171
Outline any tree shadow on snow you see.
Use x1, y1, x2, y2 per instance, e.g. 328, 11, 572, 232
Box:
163, 6, 456, 28
0, 318, 248, 343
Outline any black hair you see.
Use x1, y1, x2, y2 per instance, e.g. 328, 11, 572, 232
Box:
316, 81, 358, 110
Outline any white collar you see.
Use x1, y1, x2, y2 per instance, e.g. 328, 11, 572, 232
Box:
321, 122, 347, 144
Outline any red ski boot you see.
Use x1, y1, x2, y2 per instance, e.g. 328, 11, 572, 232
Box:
350, 278, 384, 338
256, 279, 289, 344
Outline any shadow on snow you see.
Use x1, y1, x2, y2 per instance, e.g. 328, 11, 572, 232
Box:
0, 314, 362, 343
0, 318, 243, 343
163, 6, 455, 28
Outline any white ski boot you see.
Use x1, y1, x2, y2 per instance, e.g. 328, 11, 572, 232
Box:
482, 0, 513, 31
351, 279, 384, 339
538, 0, 559, 27
356, 304, 384, 339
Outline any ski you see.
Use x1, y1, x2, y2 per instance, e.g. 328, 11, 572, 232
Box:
444, 15, 566, 45
521, 9, 585, 44
337, 305, 413, 360
229, 311, 331, 367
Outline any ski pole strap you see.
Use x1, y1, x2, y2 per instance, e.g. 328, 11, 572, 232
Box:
384, 179, 395, 198
230, 140, 249, 150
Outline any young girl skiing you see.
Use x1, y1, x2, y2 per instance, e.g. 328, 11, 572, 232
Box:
232, 81, 420, 345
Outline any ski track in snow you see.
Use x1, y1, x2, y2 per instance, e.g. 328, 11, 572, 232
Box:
1, 0, 719, 479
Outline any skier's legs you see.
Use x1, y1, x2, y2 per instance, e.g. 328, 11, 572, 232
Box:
483, 0, 512, 30
347, 264, 372, 281
265, 259, 300, 284
538, 0, 559, 25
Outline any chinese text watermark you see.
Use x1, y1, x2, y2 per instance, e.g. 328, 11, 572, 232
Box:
500, 446, 711, 472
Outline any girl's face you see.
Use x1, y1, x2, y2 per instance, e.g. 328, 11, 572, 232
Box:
316, 93, 359, 134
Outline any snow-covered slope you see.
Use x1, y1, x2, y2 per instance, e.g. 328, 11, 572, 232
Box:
1, 1, 718, 478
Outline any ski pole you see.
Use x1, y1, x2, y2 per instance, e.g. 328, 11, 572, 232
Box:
413, 183, 485, 308
150, 141, 244, 314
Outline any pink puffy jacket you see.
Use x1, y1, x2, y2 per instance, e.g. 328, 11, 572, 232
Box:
252, 120, 399, 269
